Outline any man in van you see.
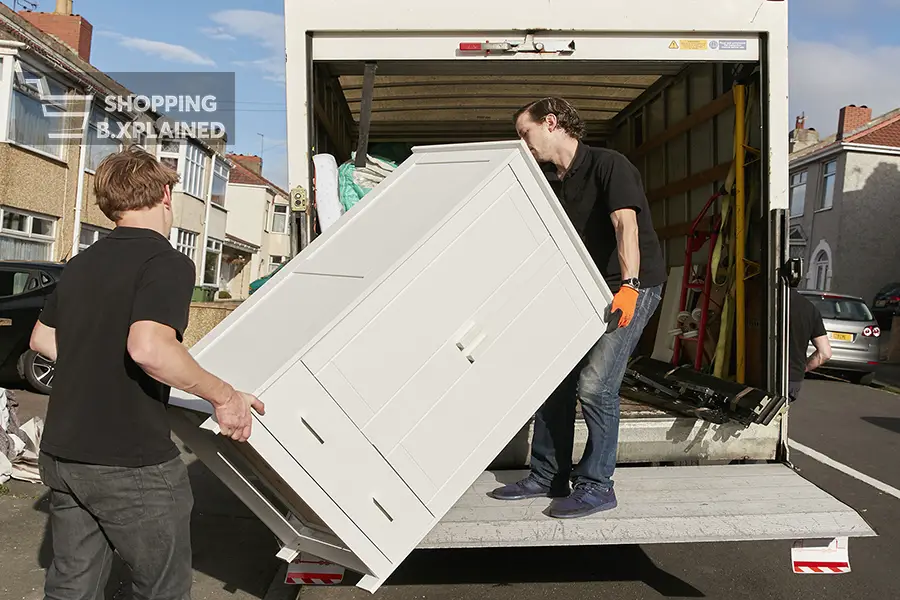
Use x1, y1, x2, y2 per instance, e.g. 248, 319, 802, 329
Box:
489, 97, 665, 518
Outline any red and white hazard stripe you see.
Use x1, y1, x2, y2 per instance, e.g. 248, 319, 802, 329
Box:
793, 561, 851, 574
285, 573, 344, 585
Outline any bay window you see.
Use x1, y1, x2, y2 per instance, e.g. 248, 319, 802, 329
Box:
9, 61, 67, 158
211, 158, 229, 207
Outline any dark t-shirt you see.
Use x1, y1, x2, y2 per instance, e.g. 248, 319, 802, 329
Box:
38, 226, 196, 467
542, 143, 667, 290
788, 289, 827, 384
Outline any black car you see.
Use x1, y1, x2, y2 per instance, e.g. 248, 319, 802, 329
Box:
871, 282, 900, 329
0, 260, 63, 394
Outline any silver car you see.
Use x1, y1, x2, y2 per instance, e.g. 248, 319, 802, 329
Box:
800, 291, 881, 384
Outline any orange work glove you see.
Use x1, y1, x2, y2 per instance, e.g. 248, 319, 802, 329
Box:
611, 285, 639, 328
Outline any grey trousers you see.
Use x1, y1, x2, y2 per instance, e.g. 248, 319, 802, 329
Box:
38, 452, 194, 600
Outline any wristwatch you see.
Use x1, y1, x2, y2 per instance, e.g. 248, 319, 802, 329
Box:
621, 277, 641, 290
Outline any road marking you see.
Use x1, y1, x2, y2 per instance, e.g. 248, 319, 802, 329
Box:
789, 440, 900, 501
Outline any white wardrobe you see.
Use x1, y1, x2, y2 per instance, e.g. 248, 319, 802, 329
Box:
169, 140, 615, 591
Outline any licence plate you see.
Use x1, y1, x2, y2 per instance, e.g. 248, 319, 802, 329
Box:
875, 300, 887, 307
829, 332, 853, 342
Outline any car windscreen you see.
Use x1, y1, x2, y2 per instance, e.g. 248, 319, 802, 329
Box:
810, 297, 874, 321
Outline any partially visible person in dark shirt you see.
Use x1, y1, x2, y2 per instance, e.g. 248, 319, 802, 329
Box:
788, 288, 832, 401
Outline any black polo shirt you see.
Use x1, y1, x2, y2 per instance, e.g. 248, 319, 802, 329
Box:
788, 288, 827, 384
38, 226, 196, 467
541, 142, 666, 290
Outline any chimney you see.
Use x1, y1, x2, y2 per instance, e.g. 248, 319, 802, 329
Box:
18, 1, 93, 63
789, 112, 819, 154
836, 104, 872, 140
230, 154, 263, 176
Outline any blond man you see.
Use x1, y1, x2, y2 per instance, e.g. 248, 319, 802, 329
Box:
30, 145, 264, 600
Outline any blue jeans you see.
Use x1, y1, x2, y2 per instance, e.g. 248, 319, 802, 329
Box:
530, 284, 662, 490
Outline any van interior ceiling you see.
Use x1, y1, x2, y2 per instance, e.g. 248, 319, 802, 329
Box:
310, 58, 773, 402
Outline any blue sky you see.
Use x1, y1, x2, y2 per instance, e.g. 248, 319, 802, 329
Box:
8, 0, 900, 188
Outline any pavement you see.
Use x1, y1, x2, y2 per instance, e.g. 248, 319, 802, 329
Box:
2, 378, 899, 600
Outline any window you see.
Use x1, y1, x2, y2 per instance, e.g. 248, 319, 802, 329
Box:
789, 171, 807, 217
86, 107, 124, 171
808, 296, 873, 322
0, 207, 56, 261
78, 225, 109, 251
0, 269, 36, 297
9, 61, 68, 158
175, 229, 198, 261
813, 250, 830, 291
211, 158, 229, 207
819, 160, 837, 210
271, 204, 289, 234
269, 255, 286, 274
183, 143, 207, 199
203, 238, 223, 286
159, 138, 182, 173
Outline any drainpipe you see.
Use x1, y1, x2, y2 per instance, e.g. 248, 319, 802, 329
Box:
71, 94, 93, 258
198, 151, 216, 289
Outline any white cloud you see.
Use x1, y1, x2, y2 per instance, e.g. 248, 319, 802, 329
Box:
209, 10, 284, 51
789, 38, 900, 136
234, 58, 285, 84
200, 27, 236, 42
207, 10, 284, 85
98, 31, 215, 66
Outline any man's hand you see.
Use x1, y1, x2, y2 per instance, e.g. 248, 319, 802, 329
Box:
214, 389, 266, 442
611, 285, 639, 328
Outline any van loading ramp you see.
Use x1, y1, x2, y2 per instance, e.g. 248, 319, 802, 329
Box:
419, 464, 875, 549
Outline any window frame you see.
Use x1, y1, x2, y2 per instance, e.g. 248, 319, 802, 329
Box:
268, 254, 286, 274
818, 160, 837, 211
211, 157, 229, 207
789, 170, 808, 217
78, 224, 110, 251
203, 237, 223, 286
8, 59, 69, 159
183, 142, 208, 200
85, 106, 125, 173
271, 203, 289, 235
175, 228, 198, 262
0, 206, 57, 262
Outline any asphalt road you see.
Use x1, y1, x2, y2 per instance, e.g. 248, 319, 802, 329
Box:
3, 378, 898, 600
300, 378, 900, 600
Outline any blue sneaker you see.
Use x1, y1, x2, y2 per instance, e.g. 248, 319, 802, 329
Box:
547, 483, 617, 518
489, 475, 564, 500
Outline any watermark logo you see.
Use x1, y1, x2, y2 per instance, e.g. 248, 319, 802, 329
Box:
19, 70, 236, 144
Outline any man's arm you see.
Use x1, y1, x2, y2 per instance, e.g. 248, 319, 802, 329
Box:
30, 288, 58, 360
29, 320, 57, 361
610, 208, 640, 281
806, 334, 832, 372
129, 253, 263, 442
127, 321, 264, 442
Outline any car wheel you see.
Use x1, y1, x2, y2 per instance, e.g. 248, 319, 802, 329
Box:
19, 349, 55, 395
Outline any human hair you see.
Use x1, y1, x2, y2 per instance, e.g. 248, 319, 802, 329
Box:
514, 97, 586, 140
93, 145, 181, 222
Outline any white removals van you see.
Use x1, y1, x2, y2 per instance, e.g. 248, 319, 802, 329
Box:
168, 0, 875, 593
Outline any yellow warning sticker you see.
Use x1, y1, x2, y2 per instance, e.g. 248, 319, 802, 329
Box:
668, 40, 679, 50
679, 39, 709, 50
